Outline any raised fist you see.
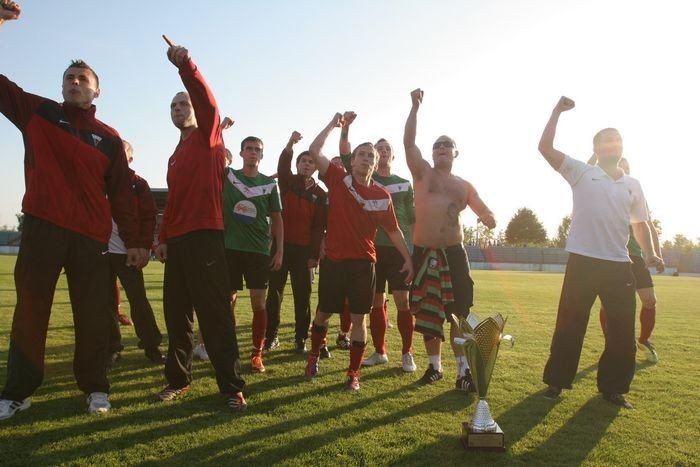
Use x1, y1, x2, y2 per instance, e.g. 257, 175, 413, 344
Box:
555, 96, 575, 113
342, 111, 357, 127
0, 0, 21, 20
331, 112, 344, 128
165, 39, 191, 67
289, 131, 302, 145
220, 117, 235, 131
411, 88, 424, 107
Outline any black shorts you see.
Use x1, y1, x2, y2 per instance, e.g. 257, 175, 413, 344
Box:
375, 245, 410, 294
630, 255, 653, 289
318, 258, 375, 315
225, 249, 270, 291
411, 244, 474, 318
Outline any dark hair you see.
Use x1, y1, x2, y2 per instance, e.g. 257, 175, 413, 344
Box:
240, 136, 264, 151
64, 59, 100, 87
296, 150, 311, 165
351, 142, 378, 159
375, 138, 389, 146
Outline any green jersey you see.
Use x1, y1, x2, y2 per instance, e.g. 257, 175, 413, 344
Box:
627, 225, 642, 258
223, 168, 281, 254
340, 154, 415, 249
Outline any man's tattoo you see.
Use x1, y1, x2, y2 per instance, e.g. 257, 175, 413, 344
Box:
447, 203, 459, 227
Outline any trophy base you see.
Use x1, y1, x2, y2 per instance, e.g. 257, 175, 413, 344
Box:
460, 422, 505, 451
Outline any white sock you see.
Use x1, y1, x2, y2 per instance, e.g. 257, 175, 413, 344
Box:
456, 355, 469, 377
428, 355, 442, 372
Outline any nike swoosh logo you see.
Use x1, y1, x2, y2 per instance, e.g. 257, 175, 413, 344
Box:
170, 160, 176, 166
206, 260, 216, 266
59, 119, 70, 125
102, 251, 109, 255
626, 282, 633, 286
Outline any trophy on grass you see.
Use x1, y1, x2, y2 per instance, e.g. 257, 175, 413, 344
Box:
452, 312, 514, 451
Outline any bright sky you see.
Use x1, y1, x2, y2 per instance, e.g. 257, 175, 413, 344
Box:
1, 0, 698, 242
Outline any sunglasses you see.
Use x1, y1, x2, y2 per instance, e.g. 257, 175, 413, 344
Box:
432, 141, 455, 150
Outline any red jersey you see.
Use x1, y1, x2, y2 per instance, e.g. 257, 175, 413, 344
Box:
277, 147, 327, 259
322, 163, 398, 262
0, 74, 138, 246
159, 59, 226, 243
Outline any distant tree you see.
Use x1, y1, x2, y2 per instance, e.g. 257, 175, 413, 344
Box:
476, 223, 495, 248
672, 234, 696, 252
462, 225, 476, 245
662, 240, 673, 250
553, 215, 571, 248
16, 213, 24, 232
505, 207, 548, 246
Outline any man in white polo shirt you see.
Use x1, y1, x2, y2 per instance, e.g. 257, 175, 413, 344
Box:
537, 96, 663, 409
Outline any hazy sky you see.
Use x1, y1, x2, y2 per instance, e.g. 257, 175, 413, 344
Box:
1, 0, 698, 242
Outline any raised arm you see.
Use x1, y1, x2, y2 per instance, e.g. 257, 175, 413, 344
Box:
404, 88, 429, 178
277, 131, 302, 189
538, 96, 574, 171
309, 113, 343, 177
165, 39, 221, 148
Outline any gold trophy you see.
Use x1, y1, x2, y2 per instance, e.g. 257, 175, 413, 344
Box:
452, 312, 514, 451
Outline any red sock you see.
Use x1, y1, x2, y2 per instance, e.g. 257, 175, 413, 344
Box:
397, 308, 414, 354
252, 308, 267, 355
349, 340, 367, 373
340, 302, 352, 334
369, 306, 387, 354
310, 323, 328, 357
639, 306, 656, 343
599, 307, 608, 339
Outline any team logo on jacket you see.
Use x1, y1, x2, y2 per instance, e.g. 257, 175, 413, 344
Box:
233, 200, 257, 224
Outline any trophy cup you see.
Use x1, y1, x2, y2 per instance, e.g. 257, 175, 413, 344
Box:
452, 312, 514, 451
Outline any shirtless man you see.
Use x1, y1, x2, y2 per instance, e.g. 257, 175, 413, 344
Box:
403, 89, 496, 390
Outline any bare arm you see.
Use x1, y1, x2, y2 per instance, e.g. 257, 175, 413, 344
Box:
648, 220, 662, 258
538, 96, 574, 171
269, 212, 284, 271
309, 113, 343, 177
386, 229, 415, 284
404, 88, 429, 178
466, 182, 496, 229
339, 111, 356, 156
632, 221, 664, 271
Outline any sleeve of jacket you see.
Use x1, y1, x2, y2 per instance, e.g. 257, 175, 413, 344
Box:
178, 59, 221, 149
135, 174, 157, 249
106, 141, 140, 248
277, 147, 294, 192
0, 74, 46, 131
309, 189, 328, 260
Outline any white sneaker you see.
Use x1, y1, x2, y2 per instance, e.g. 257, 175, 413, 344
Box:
193, 343, 210, 361
87, 392, 111, 414
402, 352, 417, 372
0, 398, 31, 420
362, 352, 389, 366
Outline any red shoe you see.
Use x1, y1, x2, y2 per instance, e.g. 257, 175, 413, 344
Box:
345, 371, 360, 392
117, 313, 133, 326
251, 354, 266, 373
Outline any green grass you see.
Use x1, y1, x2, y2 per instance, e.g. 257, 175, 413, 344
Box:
0, 255, 698, 466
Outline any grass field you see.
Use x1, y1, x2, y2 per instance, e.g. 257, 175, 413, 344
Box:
0, 255, 698, 466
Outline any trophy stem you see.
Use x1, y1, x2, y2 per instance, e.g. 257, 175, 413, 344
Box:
469, 398, 498, 433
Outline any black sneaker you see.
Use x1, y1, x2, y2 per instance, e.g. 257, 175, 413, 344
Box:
295, 339, 307, 354
145, 348, 166, 364
543, 385, 562, 400
263, 337, 280, 353
319, 345, 331, 360
335, 334, 350, 350
418, 364, 443, 384
602, 393, 633, 409
455, 370, 476, 392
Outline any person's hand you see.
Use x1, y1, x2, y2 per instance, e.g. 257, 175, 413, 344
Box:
137, 248, 150, 268
220, 117, 235, 131
400, 259, 415, 284
289, 131, 302, 145
269, 250, 283, 271
330, 112, 344, 128
646, 254, 665, 273
0, 1, 21, 21
342, 111, 357, 127
155, 243, 168, 263
554, 96, 575, 113
410, 88, 424, 108
479, 213, 496, 230
126, 248, 141, 267
307, 258, 318, 269
165, 37, 191, 67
